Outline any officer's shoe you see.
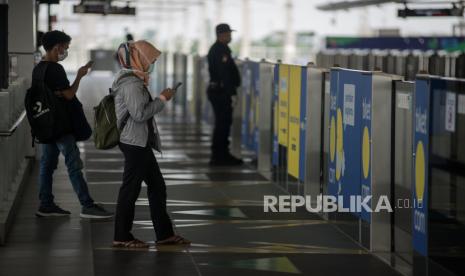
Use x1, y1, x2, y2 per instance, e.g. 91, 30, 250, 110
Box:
225, 154, 243, 165
209, 158, 240, 166
209, 158, 226, 166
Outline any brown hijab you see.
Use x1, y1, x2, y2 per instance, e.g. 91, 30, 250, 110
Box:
117, 40, 161, 85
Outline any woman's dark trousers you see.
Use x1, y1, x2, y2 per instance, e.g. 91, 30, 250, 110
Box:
114, 143, 174, 241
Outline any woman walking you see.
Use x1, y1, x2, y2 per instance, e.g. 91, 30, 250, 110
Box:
112, 40, 190, 248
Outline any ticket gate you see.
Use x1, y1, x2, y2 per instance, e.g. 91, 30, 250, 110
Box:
334, 53, 349, 68
89, 49, 118, 72
257, 61, 275, 176
172, 53, 188, 117
273, 63, 306, 194
367, 52, 385, 71
155, 53, 168, 96
231, 60, 244, 158
405, 53, 419, 81
322, 71, 331, 198
286, 64, 306, 195
395, 54, 406, 77
348, 53, 365, 70
418, 54, 430, 74
191, 55, 203, 124
413, 75, 465, 276
316, 52, 334, 69
200, 57, 213, 125
383, 53, 397, 74
304, 66, 328, 199
328, 68, 401, 255
427, 52, 446, 76
455, 52, 465, 78
275, 63, 290, 191
392, 80, 414, 265
444, 54, 457, 78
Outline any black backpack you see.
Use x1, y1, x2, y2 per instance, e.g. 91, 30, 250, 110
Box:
25, 62, 71, 145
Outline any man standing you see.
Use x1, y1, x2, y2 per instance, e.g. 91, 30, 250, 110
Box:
207, 23, 243, 166
31, 30, 113, 218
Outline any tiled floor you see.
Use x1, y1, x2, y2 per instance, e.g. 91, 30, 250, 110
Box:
0, 74, 404, 276
0, 117, 405, 276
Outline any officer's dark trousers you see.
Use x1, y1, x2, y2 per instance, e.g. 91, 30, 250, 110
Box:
114, 142, 174, 242
207, 87, 233, 160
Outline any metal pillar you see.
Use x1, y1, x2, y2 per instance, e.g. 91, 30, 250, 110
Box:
215, 0, 223, 25
392, 80, 414, 265
257, 60, 274, 177
8, 0, 36, 83
198, 1, 209, 55
240, 0, 251, 58
47, 3, 51, 31
182, 8, 190, 54
283, 0, 295, 63
0, 0, 8, 89
304, 66, 327, 199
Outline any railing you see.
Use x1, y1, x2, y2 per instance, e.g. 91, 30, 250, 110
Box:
0, 78, 34, 245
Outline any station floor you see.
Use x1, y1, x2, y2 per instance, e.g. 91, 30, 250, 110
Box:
0, 74, 404, 276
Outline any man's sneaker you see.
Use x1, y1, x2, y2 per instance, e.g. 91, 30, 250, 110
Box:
80, 204, 114, 219
36, 205, 71, 217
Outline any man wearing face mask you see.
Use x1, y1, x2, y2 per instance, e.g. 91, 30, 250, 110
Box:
31, 30, 113, 219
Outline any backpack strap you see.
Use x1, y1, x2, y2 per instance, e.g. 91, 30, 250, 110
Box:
119, 112, 130, 132
32, 62, 49, 86
113, 71, 137, 132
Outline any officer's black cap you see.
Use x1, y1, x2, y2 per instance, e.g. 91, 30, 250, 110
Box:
216, 23, 235, 35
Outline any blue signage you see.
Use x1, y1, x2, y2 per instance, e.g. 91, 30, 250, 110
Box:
328, 68, 373, 221
326, 36, 465, 52
413, 78, 430, 256
272, 64, 279, 166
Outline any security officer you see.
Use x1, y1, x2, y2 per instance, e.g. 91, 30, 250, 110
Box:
207, 23, 242, 166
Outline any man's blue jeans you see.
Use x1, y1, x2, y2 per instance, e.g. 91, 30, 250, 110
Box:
39, 134, 94, 208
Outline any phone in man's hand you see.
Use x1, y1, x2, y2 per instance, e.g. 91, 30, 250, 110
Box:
85, 60, 94, 68
173, 82, 183, 92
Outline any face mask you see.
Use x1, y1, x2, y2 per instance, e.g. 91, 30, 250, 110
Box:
58, 49, 68, 61
147, 63, 155, 73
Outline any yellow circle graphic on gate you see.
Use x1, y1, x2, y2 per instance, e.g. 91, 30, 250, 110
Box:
415, 141, 425, 203
330, 116, 336, 162
362, 126, 370, 179
336, 109, 343, 181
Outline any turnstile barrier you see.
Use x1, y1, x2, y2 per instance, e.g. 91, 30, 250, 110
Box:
413, 76, 465, 276
392, 80, 415, 265
304, 66, 328, 199
328, 68, 400, 254
257, 61, 275, 176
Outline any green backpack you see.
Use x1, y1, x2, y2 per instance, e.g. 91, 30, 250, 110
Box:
93, 72, 136, 150
93, 89, 129, 150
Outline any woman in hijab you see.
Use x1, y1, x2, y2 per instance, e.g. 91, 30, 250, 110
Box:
112, 40, 190, 248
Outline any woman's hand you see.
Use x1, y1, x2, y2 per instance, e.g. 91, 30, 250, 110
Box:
160, 88, 175, 101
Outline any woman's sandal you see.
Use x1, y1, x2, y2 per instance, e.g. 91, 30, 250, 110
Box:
156, 235, 191, 245
112, 239, 150, 248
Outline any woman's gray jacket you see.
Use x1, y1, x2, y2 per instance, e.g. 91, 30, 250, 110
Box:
112, 70, 165, 151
